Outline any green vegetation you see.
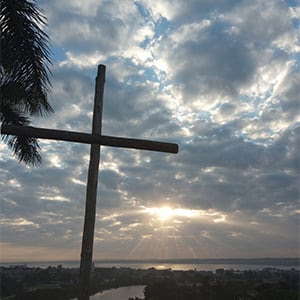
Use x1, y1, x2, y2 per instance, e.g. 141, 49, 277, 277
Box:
1, 265, 299, 300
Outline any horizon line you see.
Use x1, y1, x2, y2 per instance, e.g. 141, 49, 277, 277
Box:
1, 257, 299, 264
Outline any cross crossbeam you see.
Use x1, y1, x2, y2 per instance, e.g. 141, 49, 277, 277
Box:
1, 64, 178, 300
1, 125, 178, 153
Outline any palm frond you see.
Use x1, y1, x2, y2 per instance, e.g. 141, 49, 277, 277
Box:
1, 102, 42, 166
0, 0, 53, 166
7, 135, 42, 166
1, 0, 53, 116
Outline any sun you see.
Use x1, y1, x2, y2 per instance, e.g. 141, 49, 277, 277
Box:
145, 206, 175, 221
157, 206, 174, 221
144, 206, 202, 223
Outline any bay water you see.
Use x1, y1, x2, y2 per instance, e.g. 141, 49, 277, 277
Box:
89, 285, 144, 300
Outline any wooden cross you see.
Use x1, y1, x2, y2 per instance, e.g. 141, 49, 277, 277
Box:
1, 65, 178, 300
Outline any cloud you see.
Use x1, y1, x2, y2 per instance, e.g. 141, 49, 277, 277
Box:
1, 0, 299, 261
140, 0, 240, 23
161, 20, 256, 105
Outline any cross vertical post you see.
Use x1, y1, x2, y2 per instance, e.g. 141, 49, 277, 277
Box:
78, 65, 105, 300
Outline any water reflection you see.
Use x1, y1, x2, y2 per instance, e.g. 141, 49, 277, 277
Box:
90, 285, 145, 300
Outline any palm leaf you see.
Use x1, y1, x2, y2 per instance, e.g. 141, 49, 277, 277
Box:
1, 0, 53, 165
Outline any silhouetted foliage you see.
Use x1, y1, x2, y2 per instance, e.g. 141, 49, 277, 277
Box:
1, 0, 52, 165
1, 266, 299, 300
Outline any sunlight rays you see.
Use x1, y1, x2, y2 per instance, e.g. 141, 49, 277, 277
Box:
93, 206, 234, 259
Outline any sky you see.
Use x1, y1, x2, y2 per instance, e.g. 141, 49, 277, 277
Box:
1, 0, 300, 262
